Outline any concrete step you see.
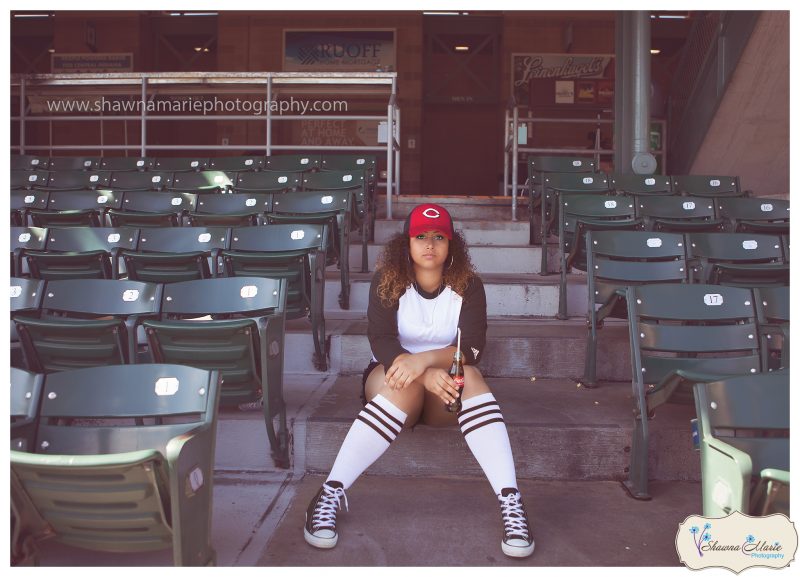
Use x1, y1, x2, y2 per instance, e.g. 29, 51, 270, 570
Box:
303, 375, 701, 483
372, 218, 532, 245
376, 194, 530, 221
347, 243, 563, 274
323, 272, 589, 317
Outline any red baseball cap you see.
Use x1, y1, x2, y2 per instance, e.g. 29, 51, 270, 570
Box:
404, 203, 454, 240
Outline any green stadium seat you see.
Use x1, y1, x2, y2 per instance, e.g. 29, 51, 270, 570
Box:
29, 189, 123, 228
636, 195, 723, 233
687, 232, 788, 286
557, 194, 641, 319
143, 276, 290, 466
11, 227, 47, 277
14, 278, 161, 373
321, 154, 378, 242
234, 171, 302, 193
223, 223, 328, 370
264, 154, 321, 172
11, 155, 50, 171
609, 173, 672, 196
153, 157, 209, 172
40, 170, 112, 191
671, 175, 745, 198
10, 367, 43, 452
9, 277, 44, 315
108, 191, 198, 227
190, 193, 272, 226
624, 283, 762, 500
47, 156, 100, 171
269, 189, 353, 309
716, 197, 790, 234
582, 230, 688, 387
25, 226, 138, 281
753, 286, 789, 371
123, 226, 229, 283
98, 157, 154, 172
11, 190, 50, 226
207, 155, 265, 172
109, 171, 174, 191
170, 170, 235, 193
10, 363, 221, 566
693, 371, 789, 517
12, 170, 50, 190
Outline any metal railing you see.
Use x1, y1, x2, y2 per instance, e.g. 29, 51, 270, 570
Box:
502, 103, 667, 221
10, 71, 403, 218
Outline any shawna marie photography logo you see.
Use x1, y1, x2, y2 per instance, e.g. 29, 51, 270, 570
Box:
676, 512, 797, 573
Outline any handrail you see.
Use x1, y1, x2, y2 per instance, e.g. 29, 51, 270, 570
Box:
10, 71, 402, 218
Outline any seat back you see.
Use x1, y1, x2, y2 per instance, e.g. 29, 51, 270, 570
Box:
11, 190, 50, 225
10, 277, 45, 313
11, 363, 220, 565
110, 191, 198, 227
716, 197, 790, 234
528, 155, 596, 177
627, 283, 761, 386
687, 232, 787, 286
192, 193, 272, 225
12, 170, 50, 190
30, 189, 122, 228
42, 170, 112, 191
11, 155, 50, 171
47, 156, 100, 171
636, 195, 722, 233
321, 153, 377, 174
153, 157, 209, 172
207, 155, 265, 172
671, 175, 743, 198
543, 171, 611, 194
753, 286, 790, 371
11, 367, 44, 451
11, 227, 47, 276
109, 171, 174, 191
264, 154, 321, 172
98, 156, 154, 171
560, 194, 639, 267
170, 170, 235, 192
234, 171, 302, 192
609, 173, 672, 196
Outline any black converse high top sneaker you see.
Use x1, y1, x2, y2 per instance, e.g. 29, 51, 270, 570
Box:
498, 488, 534, 558
304, 481, 348, 549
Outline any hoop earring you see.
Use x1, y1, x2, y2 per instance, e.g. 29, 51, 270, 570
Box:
446, 255, 454, 270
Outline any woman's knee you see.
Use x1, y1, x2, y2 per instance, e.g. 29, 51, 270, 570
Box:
462, 365, 490, 398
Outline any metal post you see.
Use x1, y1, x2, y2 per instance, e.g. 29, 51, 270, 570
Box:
511, 105, 519, 222
140, 77, 147, 157
266, 76, 272, 155
632, 10, 656, 174
503, 107, 509, 197
394, 107, 401, 196
19, 77, 26, 154
386, 97, 394, 219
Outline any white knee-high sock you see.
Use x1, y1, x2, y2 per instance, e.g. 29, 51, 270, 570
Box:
458, 392, 518, 495
326, 394, 407, 490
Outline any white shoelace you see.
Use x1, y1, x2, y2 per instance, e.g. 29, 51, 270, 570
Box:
312, 484, 349, 530
499, 492, 530, 539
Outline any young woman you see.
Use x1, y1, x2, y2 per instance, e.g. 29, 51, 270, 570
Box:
303, 203, 534, 558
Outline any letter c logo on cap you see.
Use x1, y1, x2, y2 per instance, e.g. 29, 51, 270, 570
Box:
422, 208, 440, 219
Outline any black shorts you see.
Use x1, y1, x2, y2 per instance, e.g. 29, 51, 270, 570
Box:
360, 360, 381, 406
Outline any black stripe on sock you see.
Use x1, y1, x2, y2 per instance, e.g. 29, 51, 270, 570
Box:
357, 415, 394, 443
368, 400, 405, 429
458, 408, 503, 428
457, 400, 498, 418
362, 406, 400, 437
462, 417, 505, 437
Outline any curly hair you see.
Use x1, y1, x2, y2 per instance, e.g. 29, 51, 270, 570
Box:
375, 230, 476, 307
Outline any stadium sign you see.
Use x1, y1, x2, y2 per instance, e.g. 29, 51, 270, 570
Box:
284, 29, 395, 71
511, 53, 613, 105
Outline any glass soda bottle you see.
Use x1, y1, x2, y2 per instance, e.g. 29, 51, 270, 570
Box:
446, 348, 464, 413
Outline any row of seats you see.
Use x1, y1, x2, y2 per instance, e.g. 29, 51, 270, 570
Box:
11, 276, 291, 465
11, 224, 329, 371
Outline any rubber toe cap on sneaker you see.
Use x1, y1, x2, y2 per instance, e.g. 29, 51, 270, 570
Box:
502, 538, 535, 558
304, 527, 338, 549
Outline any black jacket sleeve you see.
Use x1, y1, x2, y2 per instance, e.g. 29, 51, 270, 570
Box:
453, 275, 487, 365
367, 271, 410, 367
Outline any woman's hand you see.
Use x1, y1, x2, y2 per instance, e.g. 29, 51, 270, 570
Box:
422, 368, 460, 405
384, 353, 430, 390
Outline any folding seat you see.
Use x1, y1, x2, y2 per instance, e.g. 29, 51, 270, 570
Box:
671, 175, 745, 198
122, 226, 229, 283
716, 196, 790, 234
207, 155, 265, 172
581, 230, 688, 387
11, 190, 49, 226
39, 169, 112, 191
11, 155, 50, 171
624, 283, 761, 499
687, 232, 788, 287
321, 154, 378, 241
556, 194, 642, 319
108, 191, 197, 227
108, 170, 174, 191
234, 170, 302, 193
11, 363, 220, 566
753, 286, 789, 371
153, 157, 209, 172
10, 367, 43, 452
189, 193, 271, 226
28, 189, 123, 228
10, 278, 45, 367
98, 156, 154, 172
169, 170, 235, 193
636, 195, 723, 233
143, 276, 290, 467
47, 156, 100, 171
303, 169, 370, 272
223, 224, 328, 370
263, 154, 321, 172
12, 170, 50, 190
24, 226, 139, 281
538, 171, 612, 274
609, 173, 672, 196
10, 227, 47, 277
14, 278, 161, 373
693, 371, 789, 517
269, 189, 354, 309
